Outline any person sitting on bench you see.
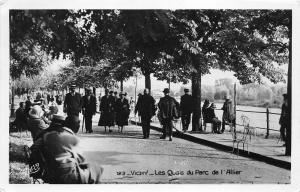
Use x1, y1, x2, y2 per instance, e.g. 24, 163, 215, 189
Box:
206, 103, 222, 133
27, 105, 48, 142
202, 100, 211, 130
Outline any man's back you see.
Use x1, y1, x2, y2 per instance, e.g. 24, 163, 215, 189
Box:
180, 94, 193, 113
158, 95, 178, 119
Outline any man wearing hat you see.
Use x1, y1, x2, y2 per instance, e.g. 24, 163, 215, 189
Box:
279, 93, 289, 147
158, 88, 179, 141
180, 88, 193, 132
82, 88, 97, 133
63, 85, 82, 133
135, 88, 156, 139
221, 96, 235, 133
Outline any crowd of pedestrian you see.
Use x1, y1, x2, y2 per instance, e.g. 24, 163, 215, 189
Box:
11, 84, 290, 183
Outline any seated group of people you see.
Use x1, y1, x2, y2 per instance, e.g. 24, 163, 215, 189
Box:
14, 99, 103, 184
202, 98, 236, 134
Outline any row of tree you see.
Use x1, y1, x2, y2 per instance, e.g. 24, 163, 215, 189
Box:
200, 82, 287, 108
10, 10, 291, 139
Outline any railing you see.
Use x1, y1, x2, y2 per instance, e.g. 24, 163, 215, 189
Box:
215, 107, 281, 138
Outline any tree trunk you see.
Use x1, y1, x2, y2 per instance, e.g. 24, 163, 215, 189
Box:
286, 18, 292, 156
93, 87, 96, 97
120, 80, 124, 92
144, 72, 151, 91
191, 72, 202, 132
10, 87, 15, 117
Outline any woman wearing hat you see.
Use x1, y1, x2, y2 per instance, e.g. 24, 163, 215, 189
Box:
30, 114, 104, 184
27, 105, 49, 141
115, 92, 130, 132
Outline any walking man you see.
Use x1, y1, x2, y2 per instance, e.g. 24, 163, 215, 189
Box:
82, 88, 97, 133
180, 88, 193, 132
135, 88, 156, 139
63, 85, 82, 133
158, 88, 179, 141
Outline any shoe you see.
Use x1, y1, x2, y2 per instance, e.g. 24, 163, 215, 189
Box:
160, 135, 166, 139
89, 130, 93, 133
169, 137, 172, 141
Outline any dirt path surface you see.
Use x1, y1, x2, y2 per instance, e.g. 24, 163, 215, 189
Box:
77, 124, 290, 184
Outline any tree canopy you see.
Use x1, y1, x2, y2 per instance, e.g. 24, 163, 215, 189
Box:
10, 9, 290, 88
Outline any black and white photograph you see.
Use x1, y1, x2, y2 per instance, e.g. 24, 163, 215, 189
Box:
1, 0, 300, 190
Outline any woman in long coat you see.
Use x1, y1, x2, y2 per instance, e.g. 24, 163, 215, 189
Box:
98, 90, 115, 132
115, 92, 130, 133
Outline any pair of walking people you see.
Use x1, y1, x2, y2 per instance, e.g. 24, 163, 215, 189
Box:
64, 85, 97, 133
98, 90, 130, 132
135, 88, 179, 141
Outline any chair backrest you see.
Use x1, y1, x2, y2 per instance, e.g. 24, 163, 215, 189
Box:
241, 115, 250, 128
240, 114, 251, 140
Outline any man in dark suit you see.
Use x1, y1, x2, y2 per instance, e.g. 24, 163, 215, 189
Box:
63, 85, 82, 133
82, 88, 97, 133
158, 88, 179, 141
135, 88, 156, 139
180, 88, 193, 132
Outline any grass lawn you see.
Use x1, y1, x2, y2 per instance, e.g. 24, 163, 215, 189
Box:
9, 131, 33, 184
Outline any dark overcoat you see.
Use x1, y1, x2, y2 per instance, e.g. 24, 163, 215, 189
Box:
135, 94, 156, 118
158, 95, 179, 119
98, 95, 115, 126
180, 94, 193, 115
64, 92, 82, 115
82, 95, 97, 116
115, 98, 130, 126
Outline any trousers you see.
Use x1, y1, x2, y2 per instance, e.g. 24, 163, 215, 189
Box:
161, 118, 173, 138
181, 113, 191, 131
141, 115, 151, 138
84, 114, 93, 132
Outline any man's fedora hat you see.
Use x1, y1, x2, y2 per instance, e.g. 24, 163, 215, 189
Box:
163, 88, 170, 93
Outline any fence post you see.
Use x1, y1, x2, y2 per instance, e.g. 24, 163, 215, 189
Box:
265, 107, 269, 139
